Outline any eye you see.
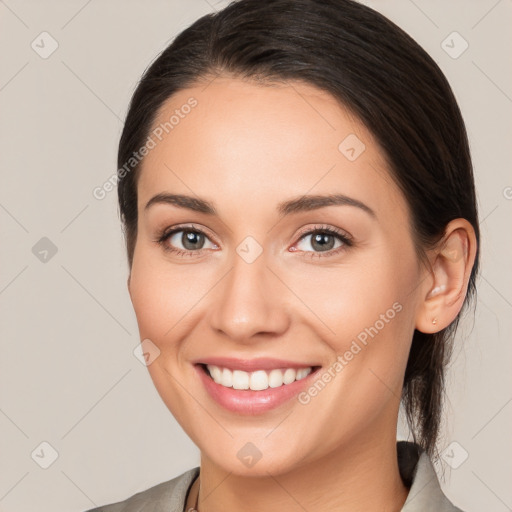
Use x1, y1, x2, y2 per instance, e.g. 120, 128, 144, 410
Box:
156, 224, 218, 257
292, 224, 353, 259
155, 223, 353, 259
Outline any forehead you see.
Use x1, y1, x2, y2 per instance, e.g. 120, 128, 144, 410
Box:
137, 76, 407, 222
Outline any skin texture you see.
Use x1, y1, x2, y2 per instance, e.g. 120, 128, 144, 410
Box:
127, 76, 477, 512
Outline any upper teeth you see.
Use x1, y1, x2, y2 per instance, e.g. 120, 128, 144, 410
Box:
206, 365, 313, 391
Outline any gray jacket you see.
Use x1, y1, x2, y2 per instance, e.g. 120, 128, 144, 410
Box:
84, 442, 463, 511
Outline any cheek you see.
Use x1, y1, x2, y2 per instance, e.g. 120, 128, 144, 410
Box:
128, 251, 202, 420
288, 257, 418, 439
295, 253, 415, 336
288, 248, 418, 382
129, 247, 175, 340
128, 247, 215, 344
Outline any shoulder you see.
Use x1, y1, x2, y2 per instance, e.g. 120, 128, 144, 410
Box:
398, 442, 465, 512
83, 467, 199, 512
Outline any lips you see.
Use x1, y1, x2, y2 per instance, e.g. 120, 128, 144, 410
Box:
193, 357, 322, 414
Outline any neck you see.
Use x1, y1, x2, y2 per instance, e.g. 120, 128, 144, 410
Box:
192, 433, 409, 512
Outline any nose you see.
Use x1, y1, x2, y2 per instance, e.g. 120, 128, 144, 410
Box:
208, 250, 291, 344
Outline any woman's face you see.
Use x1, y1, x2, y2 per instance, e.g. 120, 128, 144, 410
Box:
128, 77, 425, 476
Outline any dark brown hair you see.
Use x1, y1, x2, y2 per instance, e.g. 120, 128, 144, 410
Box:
117, 0, 480, 459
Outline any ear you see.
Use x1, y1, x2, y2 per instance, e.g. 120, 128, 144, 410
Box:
415, 218, 477, 334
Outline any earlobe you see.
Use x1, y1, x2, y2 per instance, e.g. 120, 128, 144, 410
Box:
415, 219, 477, 334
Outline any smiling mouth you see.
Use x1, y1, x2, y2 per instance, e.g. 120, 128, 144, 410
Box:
199, 363, 321, 391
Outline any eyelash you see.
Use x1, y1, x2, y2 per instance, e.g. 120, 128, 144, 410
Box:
293, 224, 353, 259
155, 223, 353, 259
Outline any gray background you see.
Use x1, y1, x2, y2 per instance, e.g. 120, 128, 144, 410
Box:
0, 1, 511, 511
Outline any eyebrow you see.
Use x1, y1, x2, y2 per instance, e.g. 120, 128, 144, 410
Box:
144, 193, 376, 218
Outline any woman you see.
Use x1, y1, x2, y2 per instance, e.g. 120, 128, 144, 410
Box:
86, 0, 479, 510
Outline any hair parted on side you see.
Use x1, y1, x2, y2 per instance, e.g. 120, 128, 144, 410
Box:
117, 0, 480, 459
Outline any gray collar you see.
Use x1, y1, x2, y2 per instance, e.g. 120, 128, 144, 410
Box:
398, 441, 463, 511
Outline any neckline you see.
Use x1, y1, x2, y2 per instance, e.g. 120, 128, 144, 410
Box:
182, 441, 428, 512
